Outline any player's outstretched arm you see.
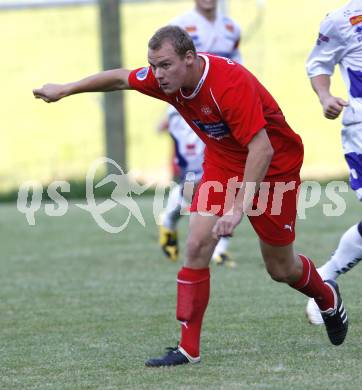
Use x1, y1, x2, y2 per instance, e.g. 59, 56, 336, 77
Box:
33, 68, 132, 103
310, 74, 348, 120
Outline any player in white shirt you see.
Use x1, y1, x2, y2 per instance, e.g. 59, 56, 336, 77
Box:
159, 0, 241, 266
170, 0, 241, 62
305, 0, 362, 324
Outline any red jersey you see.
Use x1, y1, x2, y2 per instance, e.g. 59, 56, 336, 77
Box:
128, 54, 303, 179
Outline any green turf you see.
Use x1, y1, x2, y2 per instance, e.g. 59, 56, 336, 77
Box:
1, 188, 362, 389
1, 0, 348, 192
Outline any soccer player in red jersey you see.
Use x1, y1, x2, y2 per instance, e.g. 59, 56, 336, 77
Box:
33, 26, 348, 366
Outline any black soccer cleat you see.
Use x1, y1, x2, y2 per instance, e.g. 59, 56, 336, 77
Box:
145, 346, 200, 367
321, 280, 348, 346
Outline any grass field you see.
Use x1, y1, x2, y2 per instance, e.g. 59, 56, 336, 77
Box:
1, 188, 362, 389
1, 0, 348, 192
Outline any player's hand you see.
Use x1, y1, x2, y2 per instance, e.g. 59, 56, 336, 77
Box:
32, 83, 67, 103
212, 209, 244, 239
320, 95, 348, 120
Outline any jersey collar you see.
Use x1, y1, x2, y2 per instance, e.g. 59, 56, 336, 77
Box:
180, 54, 209, 100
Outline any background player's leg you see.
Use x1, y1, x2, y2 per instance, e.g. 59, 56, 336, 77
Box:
319, 222, 362, 280
306, 221, 362, 324
162, 184, 183, 230
306, 129, 362, 323
318, 134, 362, 280
212, 237, 235, 267
159, 184, 183, 261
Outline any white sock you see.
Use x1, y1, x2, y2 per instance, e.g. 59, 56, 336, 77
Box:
163, 184, 183, 230
318, 223, 362, 280
212, 237, 230, 258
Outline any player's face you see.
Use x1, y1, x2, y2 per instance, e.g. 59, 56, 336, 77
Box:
195, 0, 217, 12
148, 41, 195, 95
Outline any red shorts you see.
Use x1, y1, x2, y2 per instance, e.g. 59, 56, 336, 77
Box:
190, 164, 301, 246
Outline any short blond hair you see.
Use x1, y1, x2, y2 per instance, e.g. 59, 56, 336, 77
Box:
148, 25, 197, 58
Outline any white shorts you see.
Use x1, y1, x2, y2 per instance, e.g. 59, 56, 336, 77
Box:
342, 123, 362, 200
168, 107, 205, 182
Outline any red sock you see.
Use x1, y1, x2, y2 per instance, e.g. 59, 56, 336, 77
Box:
177, 267, 210, 358
290, 254, 334, 311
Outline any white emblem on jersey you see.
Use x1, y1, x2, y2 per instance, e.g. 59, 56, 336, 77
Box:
136, 67, 149, 81
201, 105, 212, 115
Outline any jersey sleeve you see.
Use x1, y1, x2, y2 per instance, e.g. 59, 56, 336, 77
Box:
306, 15, 347, 78
220, 70, 267, 146
128, 66, 171, 102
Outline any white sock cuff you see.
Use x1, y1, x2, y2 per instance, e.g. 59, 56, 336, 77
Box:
178, 346, 201, 363
320, 281, 338, 313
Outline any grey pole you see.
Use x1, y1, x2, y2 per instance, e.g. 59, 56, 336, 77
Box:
98, 0, 126, 173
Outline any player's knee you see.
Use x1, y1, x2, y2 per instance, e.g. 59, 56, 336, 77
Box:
186, 236, 204, 260
267, 268, 289, 283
